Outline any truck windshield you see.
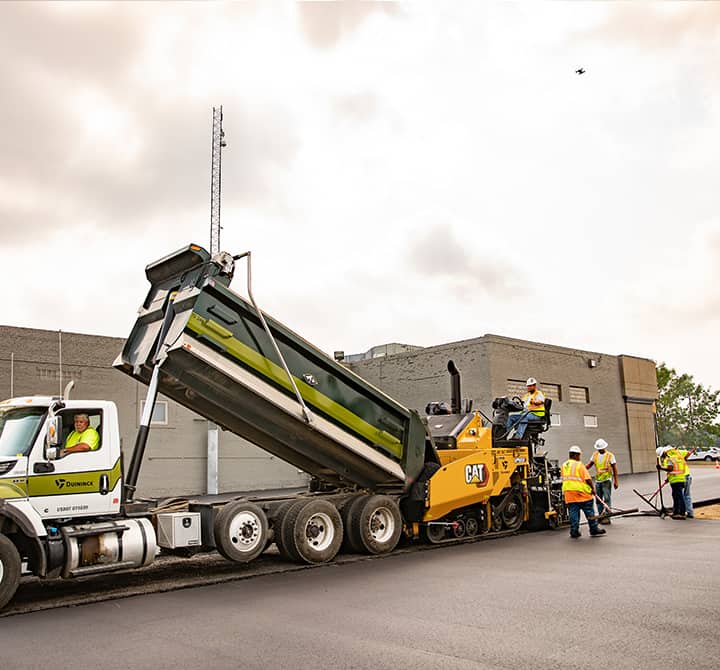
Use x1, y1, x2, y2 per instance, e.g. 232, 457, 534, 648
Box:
0, 407, 47, 458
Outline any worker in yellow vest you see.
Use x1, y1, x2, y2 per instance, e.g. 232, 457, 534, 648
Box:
506, 377, 546, 439
586, 438, 619, 524
668, 445, 696, 518
562, 446, 606, 539
656, 445, 688, 519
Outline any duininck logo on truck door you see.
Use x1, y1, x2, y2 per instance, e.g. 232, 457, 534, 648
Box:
55, 478, 94, 490
465, 464, 489, 486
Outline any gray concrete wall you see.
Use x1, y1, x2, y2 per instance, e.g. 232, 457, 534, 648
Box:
483, 335, 632, 473
0, 325, 308, 497
350, 334, 654, 474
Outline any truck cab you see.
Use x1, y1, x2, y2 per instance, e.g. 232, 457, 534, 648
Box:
0, 397, 122, 519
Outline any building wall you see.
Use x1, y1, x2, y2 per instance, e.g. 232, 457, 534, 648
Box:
619, 355, 659, 473
0, 325, 308, 498
349, 334, 658, 474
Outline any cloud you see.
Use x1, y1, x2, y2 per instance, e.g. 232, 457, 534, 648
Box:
577, 4, 720, 51
406, 224, 528, 299
0, 4, 300, 248
297, 1, 399, 49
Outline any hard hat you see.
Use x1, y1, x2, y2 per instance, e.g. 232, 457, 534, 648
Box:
569, 445, 582, 455
656, 446, 664, 458
526, 377, 538, 386
594, 438, 608, 451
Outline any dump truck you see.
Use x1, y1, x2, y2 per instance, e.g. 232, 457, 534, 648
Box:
0, 244, 567, 611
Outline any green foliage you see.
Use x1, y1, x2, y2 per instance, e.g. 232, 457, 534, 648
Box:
656, 363, 720, 449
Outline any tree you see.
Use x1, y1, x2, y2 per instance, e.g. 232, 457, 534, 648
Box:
655, 363, 720, 448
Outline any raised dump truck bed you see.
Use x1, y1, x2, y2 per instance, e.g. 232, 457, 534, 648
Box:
114, 244, 429, 493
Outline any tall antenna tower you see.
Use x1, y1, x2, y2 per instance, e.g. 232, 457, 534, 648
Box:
207, 106, 226, 496
209, 105, 227, 254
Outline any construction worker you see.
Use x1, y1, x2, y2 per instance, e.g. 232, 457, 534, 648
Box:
562, 446, 606, 539
656, 445, 687, 519
59, 414, 100, 457
670, 445, 695, 518
586, 438, 619, 524
506, 377, 546, 439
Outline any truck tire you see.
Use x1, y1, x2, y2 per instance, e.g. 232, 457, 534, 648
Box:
214, 501, 269, 564
347, 495, 402, 555
281, 499, 343, 564
272, 500, 297, 561
0, 533, 21, 611
339, 493, 365, 553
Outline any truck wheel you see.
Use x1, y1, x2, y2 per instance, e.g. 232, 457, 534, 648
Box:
339, 493, 366, 553
214, 501, 269, 563
0, 534, 22, 611
281, 499, 343, 564
348, 495, 402, 555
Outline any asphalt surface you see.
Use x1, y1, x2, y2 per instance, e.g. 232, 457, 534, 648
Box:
1, 511, 718, 670
1, 467, 719, 668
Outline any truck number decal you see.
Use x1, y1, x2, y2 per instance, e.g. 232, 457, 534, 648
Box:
465, 464, 488, 486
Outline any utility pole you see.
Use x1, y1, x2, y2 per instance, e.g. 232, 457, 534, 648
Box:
207, 106, 226, 495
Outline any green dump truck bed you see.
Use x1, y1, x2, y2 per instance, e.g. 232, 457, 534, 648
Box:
114, 244, 429, 492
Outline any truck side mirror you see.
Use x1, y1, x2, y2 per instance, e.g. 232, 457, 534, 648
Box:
46, 416, 62, 447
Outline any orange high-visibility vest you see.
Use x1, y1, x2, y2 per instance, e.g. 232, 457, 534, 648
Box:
562, 460, 592, 495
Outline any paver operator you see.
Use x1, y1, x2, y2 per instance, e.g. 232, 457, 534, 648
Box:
562, 446, 606, 539
586, 438, 619, 523
506, 377, 546, 439
59, 413, 100, 457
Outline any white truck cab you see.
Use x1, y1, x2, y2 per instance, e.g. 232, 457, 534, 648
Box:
0, 396, 122, 519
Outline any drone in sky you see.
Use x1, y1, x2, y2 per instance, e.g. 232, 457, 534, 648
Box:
575, 68, 586, 75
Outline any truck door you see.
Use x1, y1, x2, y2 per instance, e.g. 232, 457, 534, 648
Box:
28, 409, 120, 519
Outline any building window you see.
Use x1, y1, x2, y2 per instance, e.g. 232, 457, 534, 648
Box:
506, 380, 561, 401
583, 415, 598, 428
141, 399, 168, 426
569, 386, 590, 403
550, 414, 561, 427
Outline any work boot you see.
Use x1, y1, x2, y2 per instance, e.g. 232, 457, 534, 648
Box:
570, 530, 581, 539
589, 528, 606, 536
671, 514, 686, 520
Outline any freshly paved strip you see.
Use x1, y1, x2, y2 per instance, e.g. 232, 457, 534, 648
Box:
1, 513, 718, 670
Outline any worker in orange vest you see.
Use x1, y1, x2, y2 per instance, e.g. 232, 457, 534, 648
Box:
562, 446, 606, 539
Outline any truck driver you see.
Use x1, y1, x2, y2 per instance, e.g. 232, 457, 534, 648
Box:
59, 413, 100, 457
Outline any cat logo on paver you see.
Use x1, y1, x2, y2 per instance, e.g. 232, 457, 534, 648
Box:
464, 463, 489, 486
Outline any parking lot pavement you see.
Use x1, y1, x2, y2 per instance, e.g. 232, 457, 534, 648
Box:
1, 513, 718, 670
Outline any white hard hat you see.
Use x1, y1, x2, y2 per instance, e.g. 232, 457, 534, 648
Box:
526, 377, 538, 386
594, 438, 608, 451
569, 445, 582, 455
656, 446, 664, 458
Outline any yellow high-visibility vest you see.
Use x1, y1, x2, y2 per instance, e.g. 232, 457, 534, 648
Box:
522, 390, 546, 417
662, 455, 686, 484
592, 451, 614, 482
562, 460, 592, 495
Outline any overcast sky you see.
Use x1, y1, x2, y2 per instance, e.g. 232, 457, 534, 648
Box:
1, 2, 719, 388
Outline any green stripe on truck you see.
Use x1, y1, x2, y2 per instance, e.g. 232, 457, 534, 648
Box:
187, 313, 404, 459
